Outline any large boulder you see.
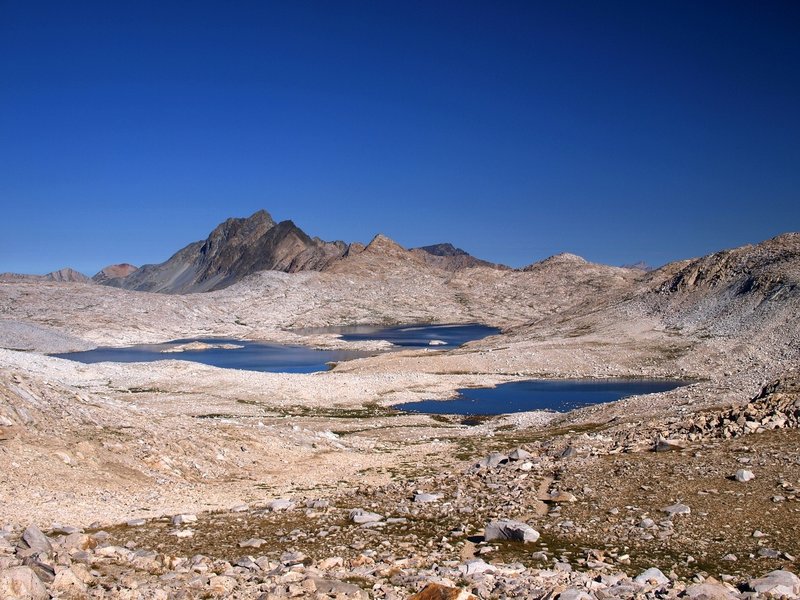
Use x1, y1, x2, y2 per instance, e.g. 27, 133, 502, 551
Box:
0, 566, 49, 600
484, 519, 540, 543
748, 570, 800, 598
19, 525, 52, 556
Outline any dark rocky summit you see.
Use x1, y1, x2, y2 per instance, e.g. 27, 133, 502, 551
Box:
411, 243, 507, 271
107, 210, 350, 293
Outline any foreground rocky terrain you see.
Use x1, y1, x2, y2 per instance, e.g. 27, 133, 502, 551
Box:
1, 229, 799, 597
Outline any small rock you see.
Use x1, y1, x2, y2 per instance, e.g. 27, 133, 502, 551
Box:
508, 448, 533, 461
474, 452, 508, 469
50, 524, 81, 535
459, 558, 494, 576
126, 519, 146, 527
267, 499, 295, 512
349, 509, 383, 524
170, 529, 194, 538
734, 469, 755, 482
558, 589, 593, 600
172, 514, 197, 525
663, 503, 691, 517
239, 538, 266, 548
208, 575, 237, 596
547, 490, 577, 503
639, 518, 656, 529
655, 439, 686, 452
318, 556, 344, 570
559, 446, 578, 458
414, 493, 442, 503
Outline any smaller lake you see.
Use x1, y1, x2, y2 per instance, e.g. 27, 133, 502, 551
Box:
52, 338, 370, 374
296, 323, 501, 348
397, 379, 690, 415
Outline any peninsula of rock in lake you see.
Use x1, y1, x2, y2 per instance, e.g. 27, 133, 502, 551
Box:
1, 210, 799, 599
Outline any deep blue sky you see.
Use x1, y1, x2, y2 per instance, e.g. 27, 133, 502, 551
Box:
2, 1, 799, 275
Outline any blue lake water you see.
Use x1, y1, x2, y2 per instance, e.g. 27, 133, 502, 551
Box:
52, 324, 499, 373
52, 338, 370, 374
397, 379, 690, 415
297, 323, 501, 348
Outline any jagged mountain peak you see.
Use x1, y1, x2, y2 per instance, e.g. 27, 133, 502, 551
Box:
364, 234, 407, 255
107, 210, 347, 293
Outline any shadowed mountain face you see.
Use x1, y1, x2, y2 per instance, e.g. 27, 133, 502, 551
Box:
410, 243, 508, 271
108, 210, 349, 293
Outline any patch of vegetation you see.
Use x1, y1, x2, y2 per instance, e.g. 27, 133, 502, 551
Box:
196, 413, 237, 420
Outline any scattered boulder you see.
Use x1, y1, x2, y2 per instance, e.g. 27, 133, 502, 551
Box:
267, 498, 295, 512
126, 519, 146, 527
655, 438, 687, 452
349, 509, 383, 524
414, 493, 442, 503
172, 514, 197, 525
474, 452, 508, 469
634, 567, 670, 587
459, 558, 495, 576
20, 525, 52, 556
484, 519, 540, 543
508, 448, 533, 461
546, 490, 577, 503
663, 503, 691, 517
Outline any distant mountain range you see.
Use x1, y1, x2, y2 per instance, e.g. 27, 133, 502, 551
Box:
1, 210, 515, 294
0, 267, 91, 284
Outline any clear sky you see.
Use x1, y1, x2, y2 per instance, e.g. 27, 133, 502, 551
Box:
1, 1, 799, 275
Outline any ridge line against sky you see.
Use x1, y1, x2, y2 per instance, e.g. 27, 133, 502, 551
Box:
1, 1, 799, 275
